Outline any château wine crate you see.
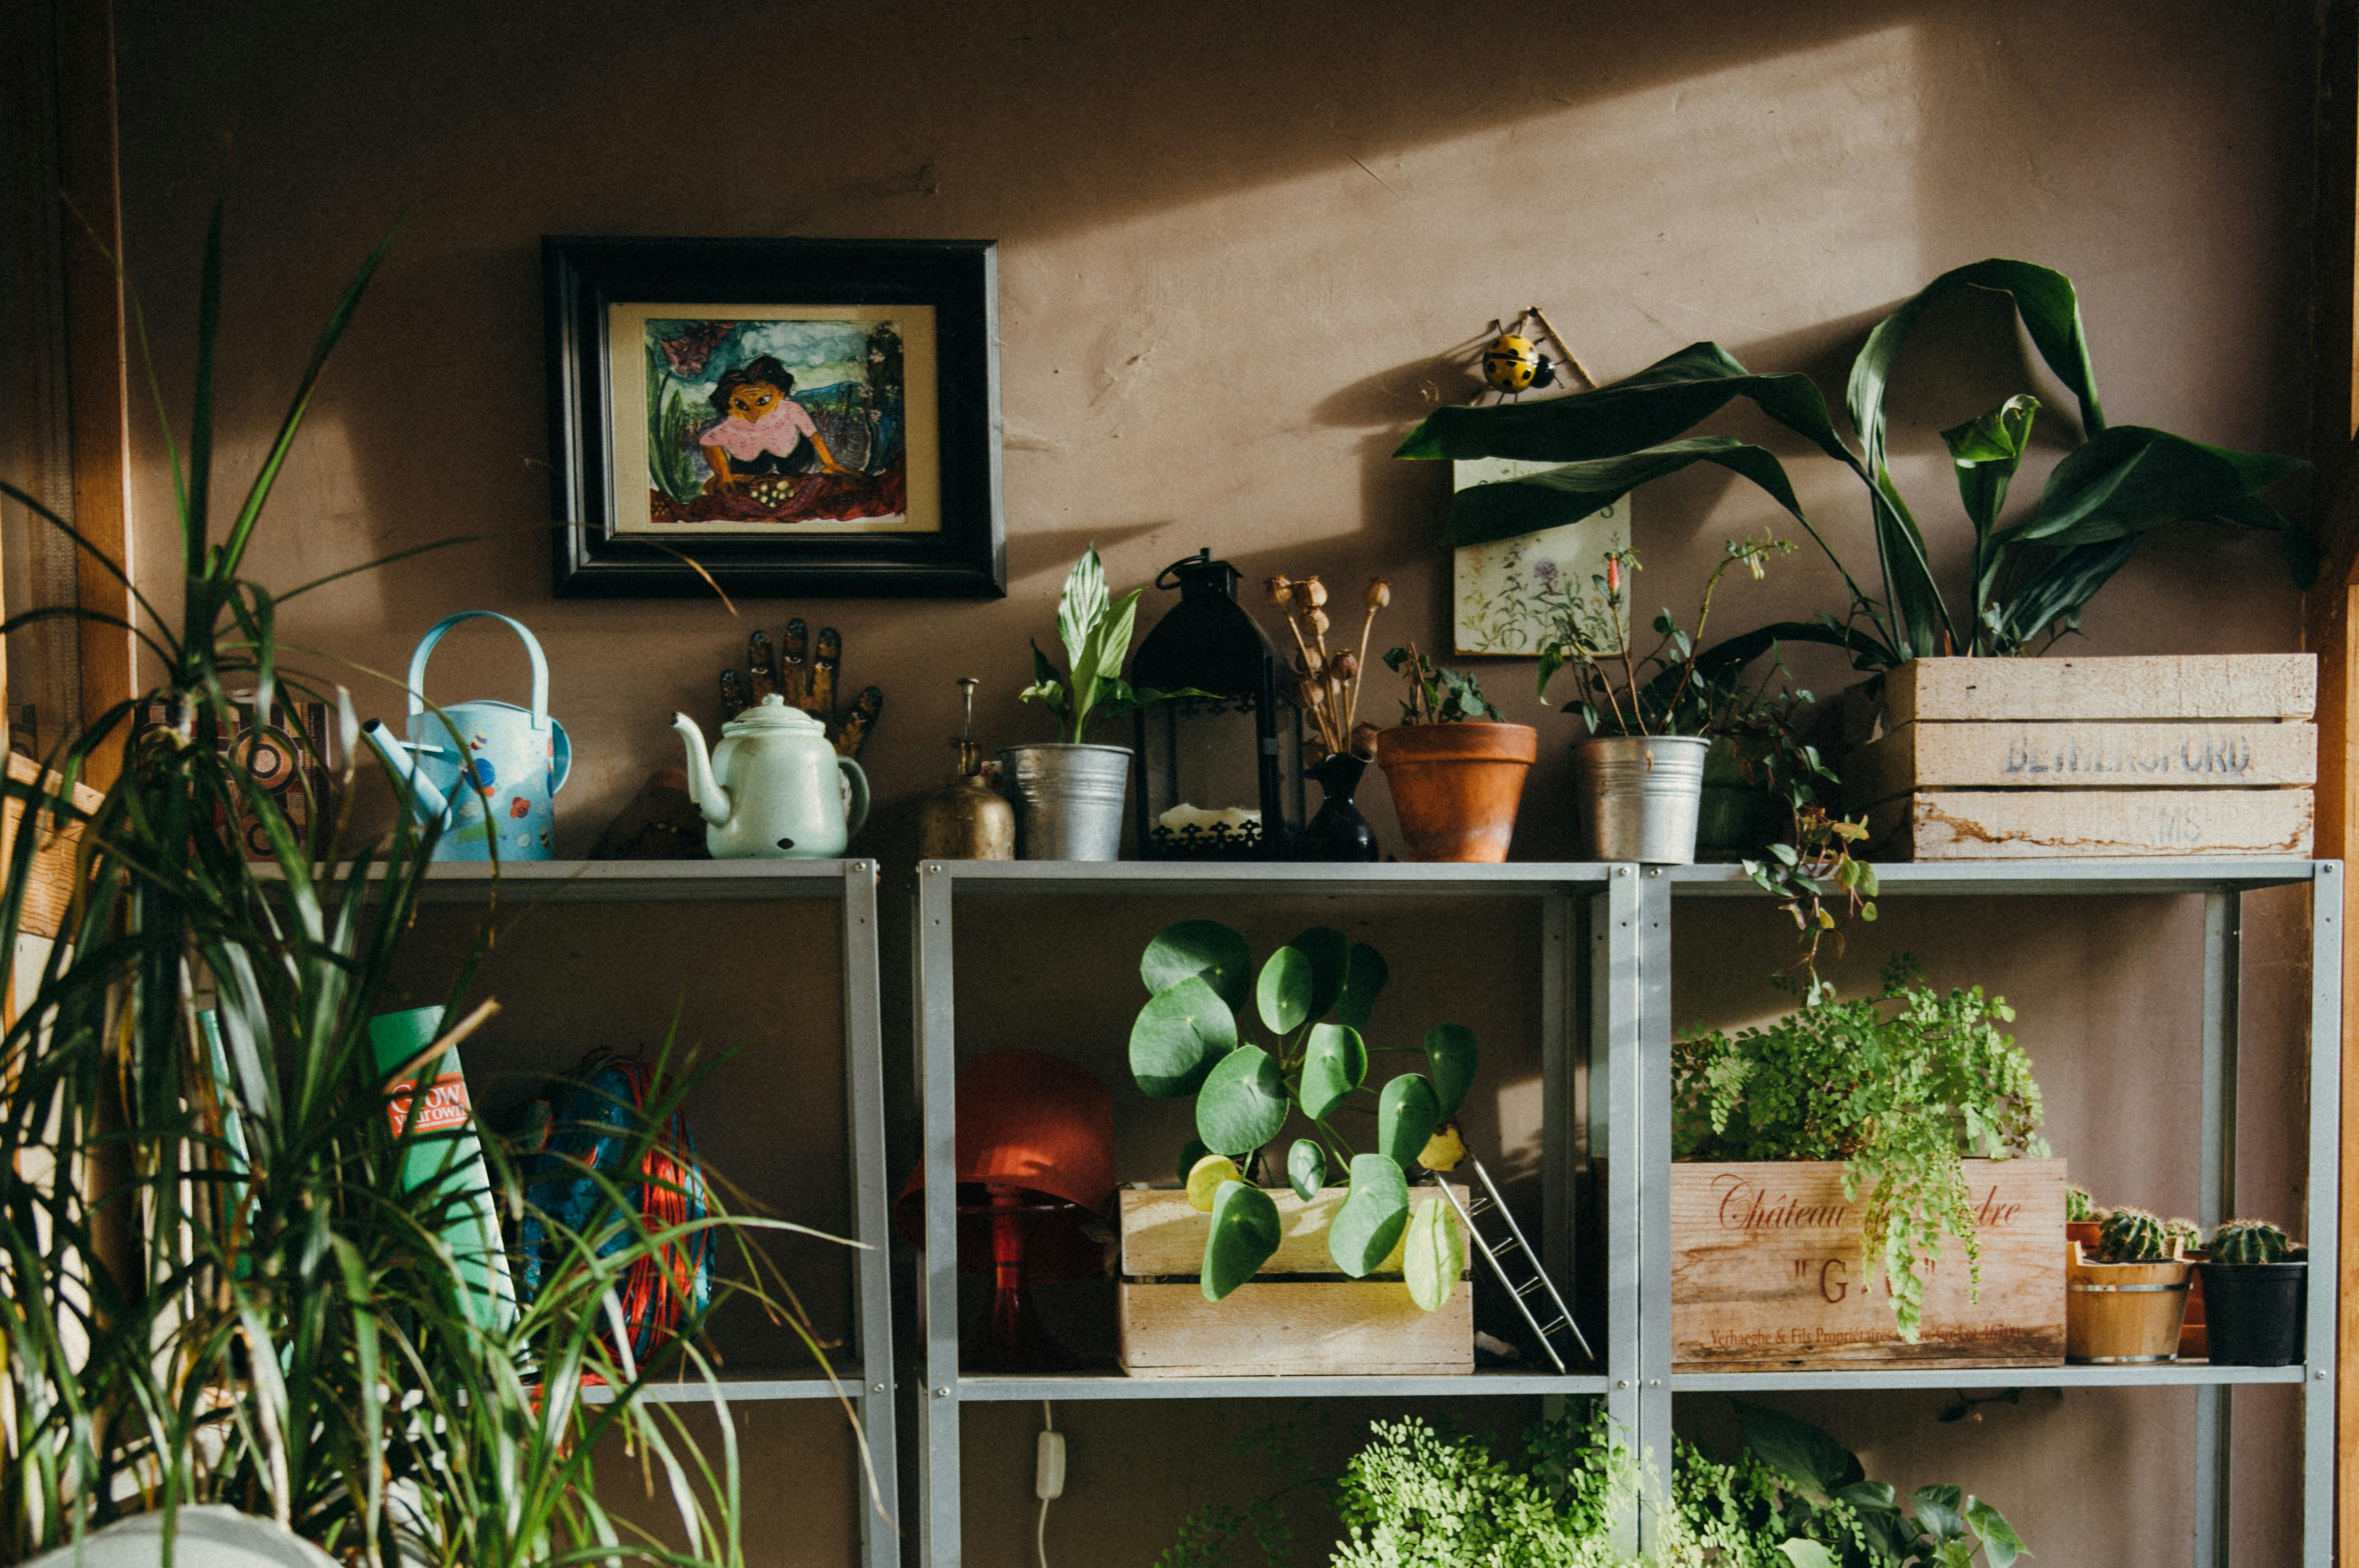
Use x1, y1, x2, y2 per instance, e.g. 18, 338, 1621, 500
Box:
1671, 1158, 2066, 1371
1841, 656, 2314, 860
1116, 1184, 1473, 1377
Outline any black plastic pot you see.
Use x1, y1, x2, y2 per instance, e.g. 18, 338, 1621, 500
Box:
2196, 1261, 2307, 1365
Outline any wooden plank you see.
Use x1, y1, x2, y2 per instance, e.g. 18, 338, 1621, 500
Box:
1844, 720, 2316, 808
1672, 1159, 2065, 1371
1844, 655, 2317, 745
1119, 1184, 1468, 1278
1869, 788, 2314, 860
1117, 1278, 1473, 1376
3, 752, 100, 941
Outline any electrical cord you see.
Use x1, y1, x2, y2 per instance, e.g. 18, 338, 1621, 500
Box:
1035, 1399, 1058, 1568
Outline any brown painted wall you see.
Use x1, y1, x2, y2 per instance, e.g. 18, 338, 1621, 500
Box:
112, 1, 2319, 1562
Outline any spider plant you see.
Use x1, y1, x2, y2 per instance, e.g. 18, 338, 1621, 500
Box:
1396, 259, 2314, 673
0, 207, 860, 1568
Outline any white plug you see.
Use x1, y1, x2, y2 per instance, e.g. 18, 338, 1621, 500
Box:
1035, 1429, 1066, 1500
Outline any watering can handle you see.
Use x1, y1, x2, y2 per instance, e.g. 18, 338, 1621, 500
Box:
405, 611, 552, 733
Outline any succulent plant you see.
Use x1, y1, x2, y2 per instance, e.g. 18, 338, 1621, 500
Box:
2165, 1217, 2202, 1256
2209, 1218, 2296, 1266
2064, 1185, 2096, 1222
2093, 1205, 2173, 1264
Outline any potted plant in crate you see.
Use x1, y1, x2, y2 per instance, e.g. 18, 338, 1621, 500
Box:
1012, 546, 1201, 859
1372, 645, 1537, 863
2067, 1206, 2193, 1364
1121, 920, 1480, 1376
1673, 960, 2056, 1367
1536, 536, 1793, 863
2198, 1218, 2308, 1366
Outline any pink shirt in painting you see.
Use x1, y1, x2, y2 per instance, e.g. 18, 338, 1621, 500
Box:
698, 400, 817, 461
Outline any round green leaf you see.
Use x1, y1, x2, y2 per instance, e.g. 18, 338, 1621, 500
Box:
1141, 920, 1253, 1013
1175, 1136, 1211, 1186
1289, 926, 1350, 1019
1403, 1196, 1463, 1311
1328, 1153, 1410, 1277
1202, 1181, 1281, 1301
1334, 942, 1390, 1029
1298, 1023, 1367, 1121
1423, 1023, 1480, 1120
1129, 976, 1237, 1097
1256, 946, 1314, 1034
1286, 1138, 1327, 1201
1377, 1074, 1440, 1168
1196, 1044, 1289, 1156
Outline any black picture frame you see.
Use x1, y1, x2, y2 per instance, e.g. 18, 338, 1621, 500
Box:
544, 236, 1005, 598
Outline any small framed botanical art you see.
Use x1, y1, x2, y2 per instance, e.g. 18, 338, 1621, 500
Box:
1451, 458, 1628, 656
544, 237, 1005, 598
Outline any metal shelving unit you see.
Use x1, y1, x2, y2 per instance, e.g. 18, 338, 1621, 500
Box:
902, 856, 2340, 1567
1641, 859, 2342, 1568
407, 860, 900, 1568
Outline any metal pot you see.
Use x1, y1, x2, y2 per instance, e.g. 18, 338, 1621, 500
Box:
999, 743, 1132, 861
1570, 735, 1710, 863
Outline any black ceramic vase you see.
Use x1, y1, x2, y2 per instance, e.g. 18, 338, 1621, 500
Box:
1300, 752, 1379, 862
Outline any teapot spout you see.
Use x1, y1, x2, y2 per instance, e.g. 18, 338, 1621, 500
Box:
672, 714, 733, 827
361, 721, 451, 826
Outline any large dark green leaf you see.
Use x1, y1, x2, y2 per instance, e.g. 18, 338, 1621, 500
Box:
1128, 976, 1237, 1097
1422, 1025, 1479, 1120
1299, 1023, 1368, 1121
1286, 1138, 1327, 1200
1440, 438, 1812, 550
2013, 424, 2306, 550
1196, 1044, 1289, 1156
1289, 927, 1351, 1020
1963, 1498, 2026, 1568
1733, 1399, 1866, 1503
1334, 942, 1389, 1029
1256, 945, 1314, 1034
1987, 537, 2139, 650
1911, 1485, 1966, 1543
1942, 393, 2039, 613
1377, 1074, 1440, 1167
1140, 920, 1254, 1014
1402, 1197, 1462, 1311
1201, 1181, 1281, 1301
1327, 1154, 1411, 1277
1777, 1544, 1835, 1568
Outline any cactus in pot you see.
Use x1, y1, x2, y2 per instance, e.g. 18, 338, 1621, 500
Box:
2199, 1217, 2307, 1366
2165, 1217, 2203, 1257
2093, 1206, 2173, 1264
2064, 1185, 2097, 1223
2209, 1218, 2296, 1265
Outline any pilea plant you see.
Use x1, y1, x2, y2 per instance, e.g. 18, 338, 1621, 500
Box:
1128, 920, 1479, 1309
2092, 1206, 2172, 1264
1673, 960, 2046, 1339
2211, 1218, 2298, 1265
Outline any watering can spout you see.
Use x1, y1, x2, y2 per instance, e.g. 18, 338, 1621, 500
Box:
362, 720, 452, 826
673, 714, 733, 828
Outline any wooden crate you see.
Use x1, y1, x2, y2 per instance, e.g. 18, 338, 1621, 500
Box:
1117, 1184, 1473, 1377
1840, 656, 2314, 860
3, 751, 101, 941
1671, 1158, 2065, 1371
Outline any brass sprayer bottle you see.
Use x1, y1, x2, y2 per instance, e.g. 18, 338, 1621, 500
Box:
917, 678, 1015, 860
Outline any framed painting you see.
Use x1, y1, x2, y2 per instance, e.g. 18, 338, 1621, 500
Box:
544, 237, 1004, 598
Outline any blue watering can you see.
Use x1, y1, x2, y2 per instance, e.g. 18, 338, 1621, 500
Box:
362, 612, 572, 860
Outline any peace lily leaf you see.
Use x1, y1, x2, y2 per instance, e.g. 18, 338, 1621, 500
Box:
1733, 1399, 1865, 1501
1176, 1136, 1212, 1186
1440, 438, 1816, 551
1141, 920, 1253, 1014
1402, 1196, 1462, 1311
1377, 1074, 1440, 1168
1256, 945, 1314, 1034
1327, 1153, 1411, 1277
1056, 547, 1108, 674
1423, 1025, 1479, 1120
1912, 1485, 1966, 1542
1128, 976, 1236, 1097
1778, 1544, 1837, 1568
1299, 1022, 1368, 1121
1286, 1138, 1327, 1201
1196, 1044, 1289, 1156
1334, 941, 1389, 1029
1290, 926, 1351, 1019
1963, 1498, 2026, 1568
1201, 1180, 1281, 1301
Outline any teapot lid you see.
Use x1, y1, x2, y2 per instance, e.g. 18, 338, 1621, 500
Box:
723, 693, 829, 738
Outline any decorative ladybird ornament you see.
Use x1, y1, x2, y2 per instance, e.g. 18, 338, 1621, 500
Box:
1481, 332, 1557, 394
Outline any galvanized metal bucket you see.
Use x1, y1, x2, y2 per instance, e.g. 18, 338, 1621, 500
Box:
999, 743, 1132, 861
1570, 734, 1709, 864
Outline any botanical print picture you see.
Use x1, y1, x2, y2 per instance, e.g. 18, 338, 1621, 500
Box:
1452, 458, 1629, 656
606, 302, 940, 535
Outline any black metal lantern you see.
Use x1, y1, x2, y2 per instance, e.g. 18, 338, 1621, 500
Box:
1131, 549, 1304, 860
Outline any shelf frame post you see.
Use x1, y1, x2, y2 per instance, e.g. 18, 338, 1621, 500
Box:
2195, 889, 2240, 1568
2305, 862, 2343, 1568
914, 862, 962, 1566
840, 862, 901, 1568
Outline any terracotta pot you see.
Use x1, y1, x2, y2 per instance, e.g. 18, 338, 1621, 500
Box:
1375, 722, 1539, 863
2180, 1247, 2208, 1359
2065, 1242, 2190, 1364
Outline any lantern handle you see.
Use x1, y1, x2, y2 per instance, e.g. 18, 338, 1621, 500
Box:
1155, 548, 1213, 592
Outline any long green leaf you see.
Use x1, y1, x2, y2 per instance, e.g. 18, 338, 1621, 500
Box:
1441, 438, 1811, 549
187, 201, 224, 573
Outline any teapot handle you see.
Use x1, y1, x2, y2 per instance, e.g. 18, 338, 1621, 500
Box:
837, 756, 870, 842
406, 611, 552, 733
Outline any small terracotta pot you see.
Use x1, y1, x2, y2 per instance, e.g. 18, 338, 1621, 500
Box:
1375, 722, 1539, 863
2180, 1247, 2208, 1359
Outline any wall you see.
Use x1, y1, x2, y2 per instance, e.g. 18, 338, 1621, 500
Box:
111, 1, 2320, 1562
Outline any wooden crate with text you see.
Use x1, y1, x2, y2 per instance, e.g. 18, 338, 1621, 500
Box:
1671, 1158, 2066, 1371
